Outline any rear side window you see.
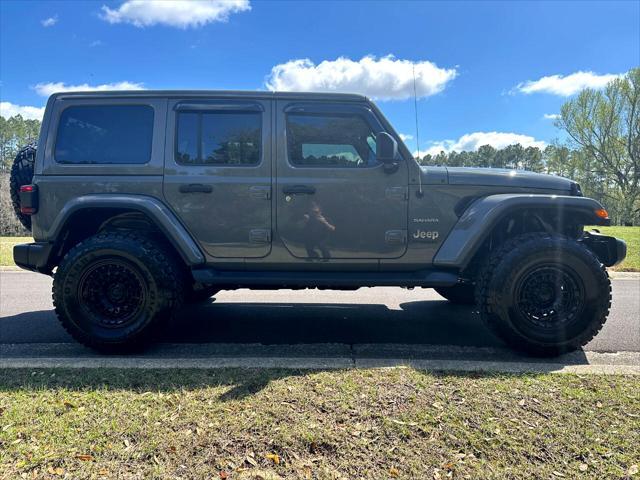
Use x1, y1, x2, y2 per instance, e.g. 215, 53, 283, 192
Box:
176, 111, 261, 166
55, 105, 154, 164
286, 114, 377, 168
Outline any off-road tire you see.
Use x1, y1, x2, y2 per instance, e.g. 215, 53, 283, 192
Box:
53, 231, 184, 353
185, 285, 220, 303
9, 143, 37, 231
435, 284, 476, 305
476, 233, 611, 357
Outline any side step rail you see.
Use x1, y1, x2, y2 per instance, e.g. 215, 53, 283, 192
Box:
191, 269, 459, 288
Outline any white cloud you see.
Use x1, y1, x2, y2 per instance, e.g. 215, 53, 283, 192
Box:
89, 40, 104, 47
41, 15, 58, 27
417, 131, 547, 157
265, 55, 457, 101
33, 81, 145, 97
101, 0, 251, 28
543, 113, 560, 120
399, 133, 414, 142
514, 71, 622, 96
0, 102, 45, 120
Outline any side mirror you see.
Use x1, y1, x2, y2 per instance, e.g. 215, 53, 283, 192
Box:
376, 132, 399, 173
376, 132, 398, 163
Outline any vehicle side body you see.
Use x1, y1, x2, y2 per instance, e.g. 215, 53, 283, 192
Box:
16, 91, 622, 282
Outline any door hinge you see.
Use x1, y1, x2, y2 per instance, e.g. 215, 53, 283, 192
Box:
385, 229, 407, 245
385, 186, 408, 201
249, 228, 271, 244
249, 185, 271, 200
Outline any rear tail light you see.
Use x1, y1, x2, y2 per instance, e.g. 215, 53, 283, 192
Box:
19, 184, 38, 215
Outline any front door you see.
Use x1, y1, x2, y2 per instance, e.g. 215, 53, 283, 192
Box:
164, 99, 272, 258
276, 101, 408, 260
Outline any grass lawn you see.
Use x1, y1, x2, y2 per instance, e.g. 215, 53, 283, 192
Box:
0, 368, 638, 479
586, 226, 640, 272
0, 236, 31, 267
2, 228, 638, 271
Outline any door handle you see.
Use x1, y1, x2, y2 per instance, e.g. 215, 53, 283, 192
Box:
179, 183, 212, 194
282, 185, 316, 195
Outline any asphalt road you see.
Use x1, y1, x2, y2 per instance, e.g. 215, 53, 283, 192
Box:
1, 270, 638, 355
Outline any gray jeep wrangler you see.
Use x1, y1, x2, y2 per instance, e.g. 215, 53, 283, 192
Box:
11, 91, 626, 355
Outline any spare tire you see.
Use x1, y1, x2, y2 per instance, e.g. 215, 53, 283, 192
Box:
9, 143, 37, 231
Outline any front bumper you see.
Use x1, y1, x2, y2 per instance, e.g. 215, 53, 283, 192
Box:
580, 231, 627, 267
13, 242, 53, 273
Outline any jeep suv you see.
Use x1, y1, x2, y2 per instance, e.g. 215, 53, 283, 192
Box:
11, 91, 626, 355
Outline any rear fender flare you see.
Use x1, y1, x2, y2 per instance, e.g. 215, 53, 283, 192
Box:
45, 194, 205, 265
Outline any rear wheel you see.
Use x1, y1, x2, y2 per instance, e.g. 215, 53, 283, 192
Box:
477, 233, 611, 356
53, 232, 184, 353
435, 284, 476, 305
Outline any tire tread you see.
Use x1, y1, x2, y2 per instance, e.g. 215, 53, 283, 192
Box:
476, 232, 611, 356
52, 231, 184, 352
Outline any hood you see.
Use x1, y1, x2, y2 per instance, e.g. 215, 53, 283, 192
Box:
444, 167, 574, 192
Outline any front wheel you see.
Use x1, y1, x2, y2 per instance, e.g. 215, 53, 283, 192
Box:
53, 232, 184, 353
477, 233, 611, 356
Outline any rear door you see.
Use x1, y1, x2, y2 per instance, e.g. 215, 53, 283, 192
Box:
275, 101, 409, 260
163, 99, 272, 258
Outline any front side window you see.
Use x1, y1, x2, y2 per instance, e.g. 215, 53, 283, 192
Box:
286, 113, 377, 168
176, 111, 261, 166
55, 105, 154, 164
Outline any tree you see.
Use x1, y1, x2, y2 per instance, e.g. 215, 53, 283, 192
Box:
557, 68, 640, 224
0, 114, 41, 171
476, 145, 497, 167
521, 146, 544, 172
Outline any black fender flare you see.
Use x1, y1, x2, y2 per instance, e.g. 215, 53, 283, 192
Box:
433, 194, 609, 269
44, 194, 205, 265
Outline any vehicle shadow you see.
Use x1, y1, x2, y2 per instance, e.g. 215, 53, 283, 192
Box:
0, 300, 494, 346
166, 299, 499, 347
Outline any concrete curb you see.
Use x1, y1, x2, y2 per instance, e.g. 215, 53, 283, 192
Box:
0, 266, 22, 271
1, 350, 638, 374
609, 271, 640, 279
0, 356, 353, 370
355, 358, 640, 375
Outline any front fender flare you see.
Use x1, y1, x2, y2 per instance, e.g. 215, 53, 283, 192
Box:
433, 194, 608, 269
45, 194, 205, 265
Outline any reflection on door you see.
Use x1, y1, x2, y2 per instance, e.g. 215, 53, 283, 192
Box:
275, 102, 409, 260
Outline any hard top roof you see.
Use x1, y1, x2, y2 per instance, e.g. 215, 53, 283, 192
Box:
51, 90, 368, 102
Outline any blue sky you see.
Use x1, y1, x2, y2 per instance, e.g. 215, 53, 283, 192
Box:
1, 0, 638, 155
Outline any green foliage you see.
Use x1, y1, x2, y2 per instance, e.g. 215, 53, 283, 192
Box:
421, 143, 545, 172
557, 68, 640, 224
0, 115, 40, 235
0, 173, 30, 236
0, 114, 41, 171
